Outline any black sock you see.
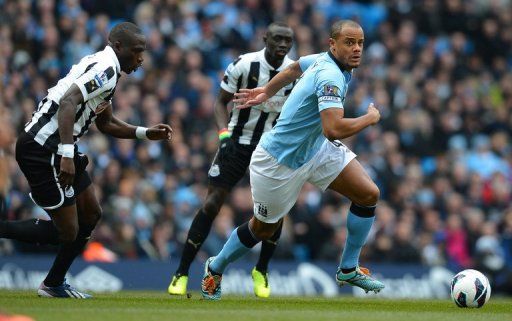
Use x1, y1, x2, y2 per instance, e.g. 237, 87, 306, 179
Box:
44, 224, 95, 287
0, 219, 59, 245
176, 209, 214, 276
237, 221, 260, 248
208, 267, 222, 276
255, 223, 283, 273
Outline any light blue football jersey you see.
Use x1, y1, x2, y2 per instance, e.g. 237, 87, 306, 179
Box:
259, 51, 353, 169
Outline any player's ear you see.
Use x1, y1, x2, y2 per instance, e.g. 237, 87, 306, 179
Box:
328, 38, 336, 50
112, 40, 122, 52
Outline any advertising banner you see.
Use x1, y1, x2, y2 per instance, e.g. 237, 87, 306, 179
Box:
0, 256, 455, 298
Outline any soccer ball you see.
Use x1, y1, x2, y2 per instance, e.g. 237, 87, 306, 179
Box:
450, 269, 491, 308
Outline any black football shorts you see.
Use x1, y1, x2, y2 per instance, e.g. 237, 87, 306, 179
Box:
15, 132, 92, 210
208, 142, 255, 190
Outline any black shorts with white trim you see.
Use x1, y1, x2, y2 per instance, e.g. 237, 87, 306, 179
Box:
15, 132, 92, 210
208, 142, 255, 190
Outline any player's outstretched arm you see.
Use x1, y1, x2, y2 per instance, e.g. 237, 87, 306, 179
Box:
234, 61, 303, 109
321, 103, 380, 140
96, 102, 172, 140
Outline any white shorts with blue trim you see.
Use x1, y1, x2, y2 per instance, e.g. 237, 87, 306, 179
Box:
249, 139, 357, 223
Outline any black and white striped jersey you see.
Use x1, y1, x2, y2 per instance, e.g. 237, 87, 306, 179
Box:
24, 46, 121, 154
221, 49, 295, 146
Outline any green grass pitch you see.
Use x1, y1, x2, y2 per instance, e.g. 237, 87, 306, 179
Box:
1, 290, 511, 321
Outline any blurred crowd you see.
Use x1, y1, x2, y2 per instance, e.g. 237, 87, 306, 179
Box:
0, 0, 512, 293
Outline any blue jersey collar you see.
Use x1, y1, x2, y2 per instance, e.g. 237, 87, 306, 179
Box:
327, 50, 352, 82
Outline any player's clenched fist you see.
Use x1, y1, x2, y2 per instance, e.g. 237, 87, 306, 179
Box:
367, 103, 380, 125
147, 124, 173, 140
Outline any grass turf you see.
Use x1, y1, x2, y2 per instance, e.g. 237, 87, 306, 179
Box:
0, 290, 511, 321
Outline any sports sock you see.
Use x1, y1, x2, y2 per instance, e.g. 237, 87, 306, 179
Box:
0, 219, 59, 245
176, 209, 214, 276
339, 203, 376, 270
255, 222, 282, 273
44, 224, 95, 287
209, 222, 260, 274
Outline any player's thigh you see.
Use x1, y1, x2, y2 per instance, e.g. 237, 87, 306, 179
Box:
76, 184, 101, 226
308, 140, 357, 191
328, 158, 380, 206
249, 145, 305, 223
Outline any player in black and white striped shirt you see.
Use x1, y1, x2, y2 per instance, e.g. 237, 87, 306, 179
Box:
0, 22, 172, 298
168, 22, 295, 298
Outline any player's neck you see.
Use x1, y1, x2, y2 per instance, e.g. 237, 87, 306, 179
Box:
264, 51, 284, 70
328, 50, 352, 72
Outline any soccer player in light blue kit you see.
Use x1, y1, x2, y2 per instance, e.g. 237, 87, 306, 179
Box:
201, 20, 385, 300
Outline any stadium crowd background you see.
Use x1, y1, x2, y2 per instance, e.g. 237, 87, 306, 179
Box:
0, 0, 511, 293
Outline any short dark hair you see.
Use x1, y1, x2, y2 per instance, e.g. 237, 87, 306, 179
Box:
267, 21, 292, 35
108, 22, 142, 43
330, 20, 361, 39
268, 21, 290, 30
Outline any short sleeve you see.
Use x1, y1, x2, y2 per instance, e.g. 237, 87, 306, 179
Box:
220, 57, 244, 93
298, 54, 321, 72
315, 68, 345, 111
74, 65, 117, 102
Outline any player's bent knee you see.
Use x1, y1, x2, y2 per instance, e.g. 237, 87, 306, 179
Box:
82, 205, 102, 227
203, 190, 227, 218
356, 184, 380, 206
367, 184, 380, 205
92, 207, 102, 225
202, 201, 221, 219
59, 227, 79, 243
251, 225, 279, 241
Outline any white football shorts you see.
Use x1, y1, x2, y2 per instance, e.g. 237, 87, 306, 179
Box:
249, 139, 357, 223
